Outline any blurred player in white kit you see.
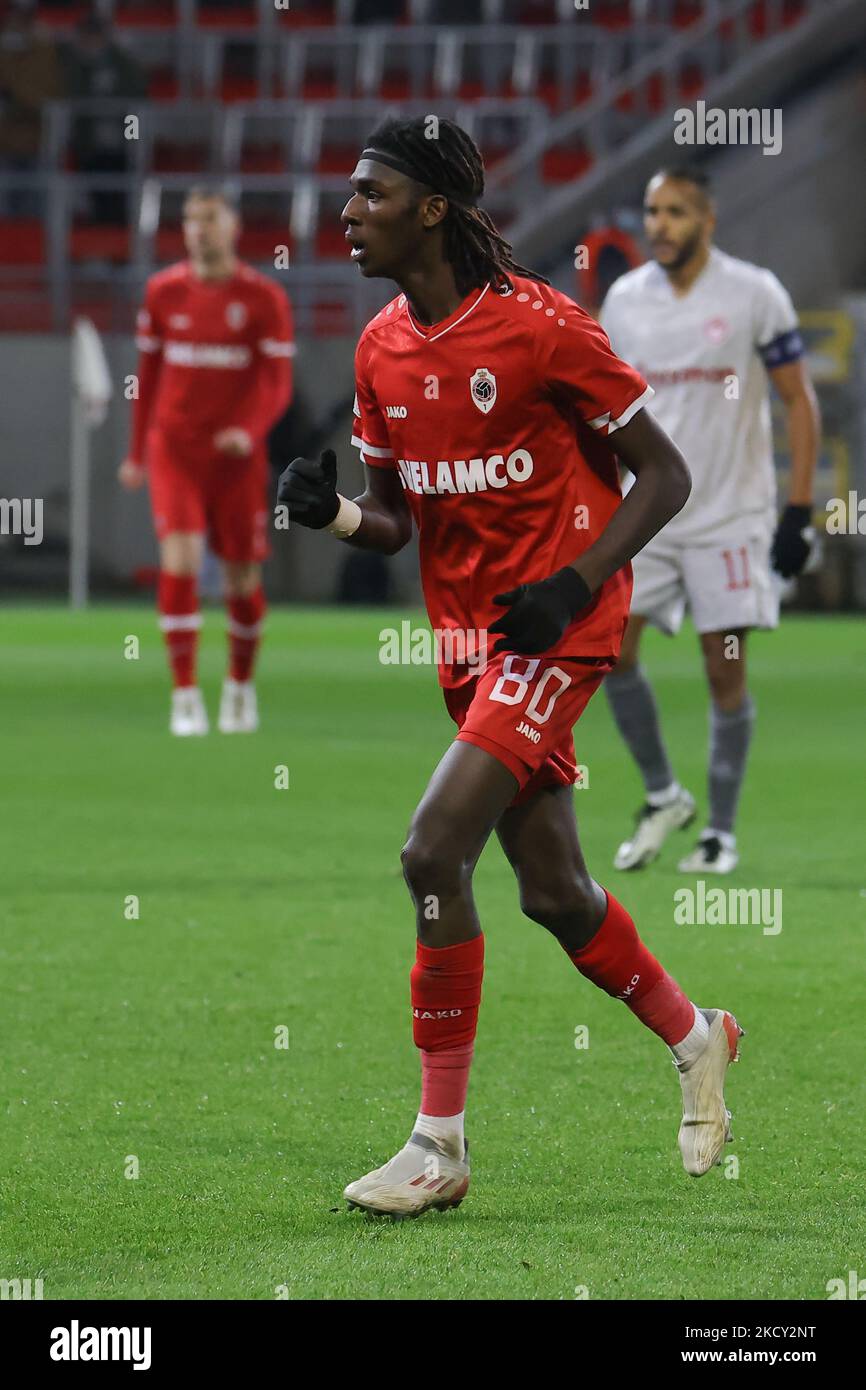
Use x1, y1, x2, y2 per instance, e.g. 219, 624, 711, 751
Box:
600, 167, 820, 874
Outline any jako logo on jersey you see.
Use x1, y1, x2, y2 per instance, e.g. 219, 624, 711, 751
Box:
413, 1008, 463, 1020
226, 301, 247, 330
619, 974, 640, 999
385, 405, 408, 418
516, 721, 541, 745
470, 367, 497, 414
396, 449, 533, 496
163, 342, 251, 369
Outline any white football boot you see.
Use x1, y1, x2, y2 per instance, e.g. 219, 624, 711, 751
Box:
344, 1131, 470, 1219
170, 686, 208, 737
613, 787, 696, 870
678, 831, 739, 875
218, 678, 259, 734
675, 1008, 744, 1176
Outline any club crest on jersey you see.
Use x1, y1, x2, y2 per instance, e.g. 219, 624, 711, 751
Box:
226, 301, 247, 330
704, 315, 730, 344
470, 367, 497, 415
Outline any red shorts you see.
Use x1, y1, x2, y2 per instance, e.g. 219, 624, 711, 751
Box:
148, 434, 270, 563
444, 651, 614, 806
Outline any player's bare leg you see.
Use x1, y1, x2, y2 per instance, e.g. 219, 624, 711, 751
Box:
605, 614, 696, 868
219, 560, 265, 733
678, 628, 752, 874
344, 742, 518, 1217
159, 532, 208, 736
496, 784, 743, 1176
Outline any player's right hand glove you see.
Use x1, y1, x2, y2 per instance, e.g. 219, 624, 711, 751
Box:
277, 449, 340, 530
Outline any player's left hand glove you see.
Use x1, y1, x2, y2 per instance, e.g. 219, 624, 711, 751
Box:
489, 566, 593, 656
771, 504, 812, 578
276, 449, 340, 530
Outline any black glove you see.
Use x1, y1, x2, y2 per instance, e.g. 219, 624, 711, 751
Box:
276, 449, 340, 530
771, 504, 812, 578
489, 566, 592, 656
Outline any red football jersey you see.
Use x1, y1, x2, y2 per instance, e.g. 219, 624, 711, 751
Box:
351, 276, 653, 686
131, 261, 294, 461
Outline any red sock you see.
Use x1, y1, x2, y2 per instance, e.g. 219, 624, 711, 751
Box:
158, 572, 200, 689
411, 936, 484, 1117
227, 586, 266, 683
565, 891, 695, 1046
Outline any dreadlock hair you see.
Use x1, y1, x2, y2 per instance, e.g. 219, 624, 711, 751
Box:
363, 115, 549, 296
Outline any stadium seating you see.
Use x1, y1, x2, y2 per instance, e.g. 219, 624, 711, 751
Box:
0, 0, 817, 332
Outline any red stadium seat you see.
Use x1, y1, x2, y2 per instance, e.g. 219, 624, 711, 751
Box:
315, 223, 349, 259
679, 63, 705, 99
0, 299, 53, 331
70, 226, 131, 263
69, 297, 118, 331
536, 78, 562, 113
572, 72, 593, 105
0, 220, 46, 266
240, 144, 288, 174
673, 0, 704, 25
196, 7, 258, 28
317, 145, 361, 175
516, 1, 557, 23
238, 224, 293, 261
593, 0, 633, 30
152, 141, 209, 172
220, 75, 260, 101
749, 0, 806, 36
114, 2, 178, 28
156, 226, 186, 262
38, 4, 91, 28
541, 144, 593, 183
148, 69, 180, 100
379, 75, 413, 101
276, 2, 338, 29
301, 75, 339, 99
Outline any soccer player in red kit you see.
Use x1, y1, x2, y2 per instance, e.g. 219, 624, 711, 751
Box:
119, 188, 294, 735
279, 118, 744, 1216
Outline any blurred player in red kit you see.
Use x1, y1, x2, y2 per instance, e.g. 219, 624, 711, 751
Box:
279, 118, 744, 1217
119, 187, 294, 735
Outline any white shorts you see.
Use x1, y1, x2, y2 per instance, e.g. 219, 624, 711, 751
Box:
630, 517, 780, 636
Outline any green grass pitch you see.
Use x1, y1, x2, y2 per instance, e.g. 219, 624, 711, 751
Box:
1, 605, 864, 1301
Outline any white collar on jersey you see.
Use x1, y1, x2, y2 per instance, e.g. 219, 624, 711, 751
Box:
405, 283, 491, 343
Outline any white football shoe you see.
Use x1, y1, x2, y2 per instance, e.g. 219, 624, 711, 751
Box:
170, 686, 208, 737
613, 788, 696, 870
344, 1131, 470, 1219
676, 1008, 744, 1177
218, 678, 259, 734
678, 831, 738, 875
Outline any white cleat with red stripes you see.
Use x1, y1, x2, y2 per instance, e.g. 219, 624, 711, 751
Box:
344, 1131, 470, 1219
